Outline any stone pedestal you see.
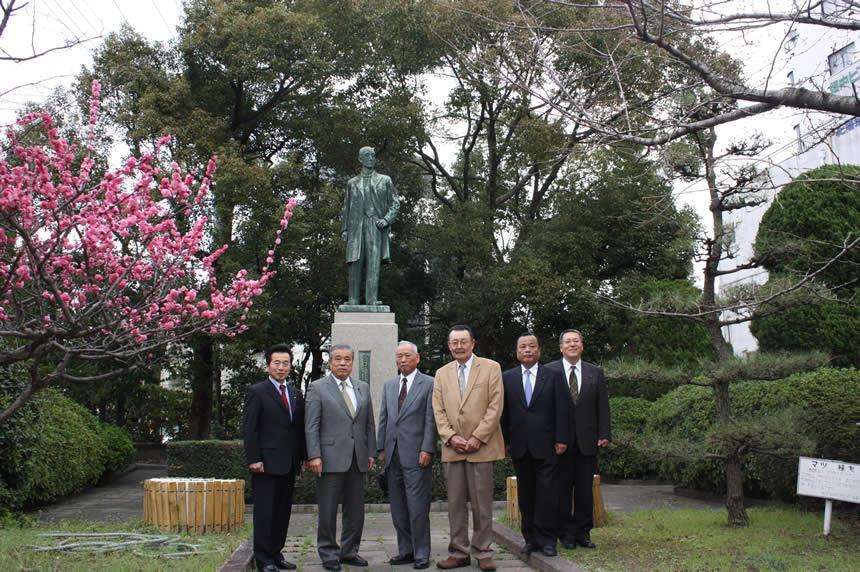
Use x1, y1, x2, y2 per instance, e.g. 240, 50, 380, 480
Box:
332, 310, 397, 424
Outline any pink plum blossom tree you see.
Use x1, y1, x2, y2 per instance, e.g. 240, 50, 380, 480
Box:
0, 80, 295, 424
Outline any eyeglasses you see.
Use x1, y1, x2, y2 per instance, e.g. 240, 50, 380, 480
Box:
448, 340, 472, 348
271, 361, 291, 367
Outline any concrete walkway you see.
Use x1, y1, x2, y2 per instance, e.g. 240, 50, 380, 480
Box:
33, 467, 724, 571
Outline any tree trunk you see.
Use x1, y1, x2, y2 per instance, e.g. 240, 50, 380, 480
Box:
189, 336, 214, 440
699, 129, 748, 527
713, 378, 748, 526
309, 343, 324, 389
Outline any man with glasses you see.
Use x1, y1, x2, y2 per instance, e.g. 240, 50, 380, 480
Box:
432, 325, 505, 571
547, 329, 611, 550
243, 343, 307, 572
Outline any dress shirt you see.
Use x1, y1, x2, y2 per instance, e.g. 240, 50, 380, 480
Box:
562, 359, 582, 393
399, 369, 417, 394
336, 376, 358, 413
521, 363, 538, 396
455, 355, 475, 391
269, 377, 292, 412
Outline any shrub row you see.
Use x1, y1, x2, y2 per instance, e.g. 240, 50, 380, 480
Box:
167, 439, 515, 503
0, 366, 136, 512
600, 367, 859, 499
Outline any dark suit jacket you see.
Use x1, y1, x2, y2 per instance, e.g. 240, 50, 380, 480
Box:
243, 379, 307, 475
501, 364, 570, 462
546, 359, 610, 456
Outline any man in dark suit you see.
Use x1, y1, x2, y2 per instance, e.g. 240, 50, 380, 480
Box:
547, 329, 611, 550
243, 343, 307, 572
305, 344, 377, 571
501, 333, 570, 558
377, 341, 437, 569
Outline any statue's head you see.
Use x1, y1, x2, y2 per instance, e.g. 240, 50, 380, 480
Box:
358, 146, 376, 169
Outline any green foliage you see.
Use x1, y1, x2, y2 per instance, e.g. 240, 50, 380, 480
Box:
752, 164, 860, 366
609, 368, 860, 499
123, 384, 192, 443
0, 365, 135, 511
755, 164, 860, 287
25, 394, 109, 504
600, 397, 656, 478
98, 424, 136, 478
752, 293, 860, 367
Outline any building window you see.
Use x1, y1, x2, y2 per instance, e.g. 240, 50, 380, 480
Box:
787, 71, 795, 86
828, 42, 855, 75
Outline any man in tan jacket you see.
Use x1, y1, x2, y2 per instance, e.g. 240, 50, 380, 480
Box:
432, 325, 505, 571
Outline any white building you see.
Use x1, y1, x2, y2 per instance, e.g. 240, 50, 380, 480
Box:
718, 3, 860, 355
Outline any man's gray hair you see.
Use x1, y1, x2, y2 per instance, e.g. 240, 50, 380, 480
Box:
397, 340, 419, 353
558, 329, 583, 345
330, 343, 354, 357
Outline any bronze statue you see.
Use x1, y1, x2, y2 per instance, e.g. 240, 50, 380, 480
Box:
341, 146, 400, 306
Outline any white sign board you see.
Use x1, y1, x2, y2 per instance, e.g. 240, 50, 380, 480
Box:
796, 457, 860, 504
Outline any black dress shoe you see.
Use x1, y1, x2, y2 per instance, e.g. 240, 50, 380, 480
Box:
323, 560, 342, 571
341, 555, 369, 567
559, 540, 576, 549
390, 554, 415, 565
541, 546, 558, 557
520, 543, 537, 555
575, 536, 596, 549
413, 559, 430, 569
275, 556, 298, 570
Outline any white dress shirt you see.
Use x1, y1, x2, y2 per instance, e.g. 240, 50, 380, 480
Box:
562, 358, 582, 392
521, 363, 538, 399
399, 369, 417, 394
456, 355, 475, 390
337, 376, 358, 413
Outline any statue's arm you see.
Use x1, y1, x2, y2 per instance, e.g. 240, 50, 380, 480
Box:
341, 182, 351, 239
382, 177, 400, 226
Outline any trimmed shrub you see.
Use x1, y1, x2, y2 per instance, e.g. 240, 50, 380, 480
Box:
631, 367, 859, 498
600, 397, 656, 479
99, 423, 136, 477
26, 393, 109, 504
1, 365, 136, 511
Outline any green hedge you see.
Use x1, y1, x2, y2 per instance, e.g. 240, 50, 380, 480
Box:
599, 367, 859, 499
0, 366, 136, 511
167, 439, 515, 503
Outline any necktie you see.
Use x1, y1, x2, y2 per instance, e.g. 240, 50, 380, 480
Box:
341, 380, 355, 418
457, 364, 467, 398
279, 383, 292, 420
568, 367, 579, 405
398, 377, 408, 412
523, 369, 532, 405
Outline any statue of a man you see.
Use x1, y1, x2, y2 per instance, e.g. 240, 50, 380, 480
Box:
341, 146, 400, 306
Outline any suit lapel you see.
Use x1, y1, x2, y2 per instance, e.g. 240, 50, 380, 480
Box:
267, 380, 290, 417
352, 380, 362, 418
326, 375, 354, 419
511, 368, 528, 408
531, 365, 549, 406
461, 359, 480, 405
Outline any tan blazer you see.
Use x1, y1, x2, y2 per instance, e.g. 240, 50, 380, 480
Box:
432, 355, 505, 463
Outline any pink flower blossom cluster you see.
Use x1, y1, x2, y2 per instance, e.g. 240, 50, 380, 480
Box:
0, 80, 295, 348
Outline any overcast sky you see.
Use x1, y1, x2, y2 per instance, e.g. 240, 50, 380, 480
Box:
0, 0, 821, 286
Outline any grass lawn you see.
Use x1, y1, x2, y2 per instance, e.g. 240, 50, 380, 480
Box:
0, 519, 249, 571
557, 506, 860, 571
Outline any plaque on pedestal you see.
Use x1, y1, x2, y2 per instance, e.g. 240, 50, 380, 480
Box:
331, 310, 397, 424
